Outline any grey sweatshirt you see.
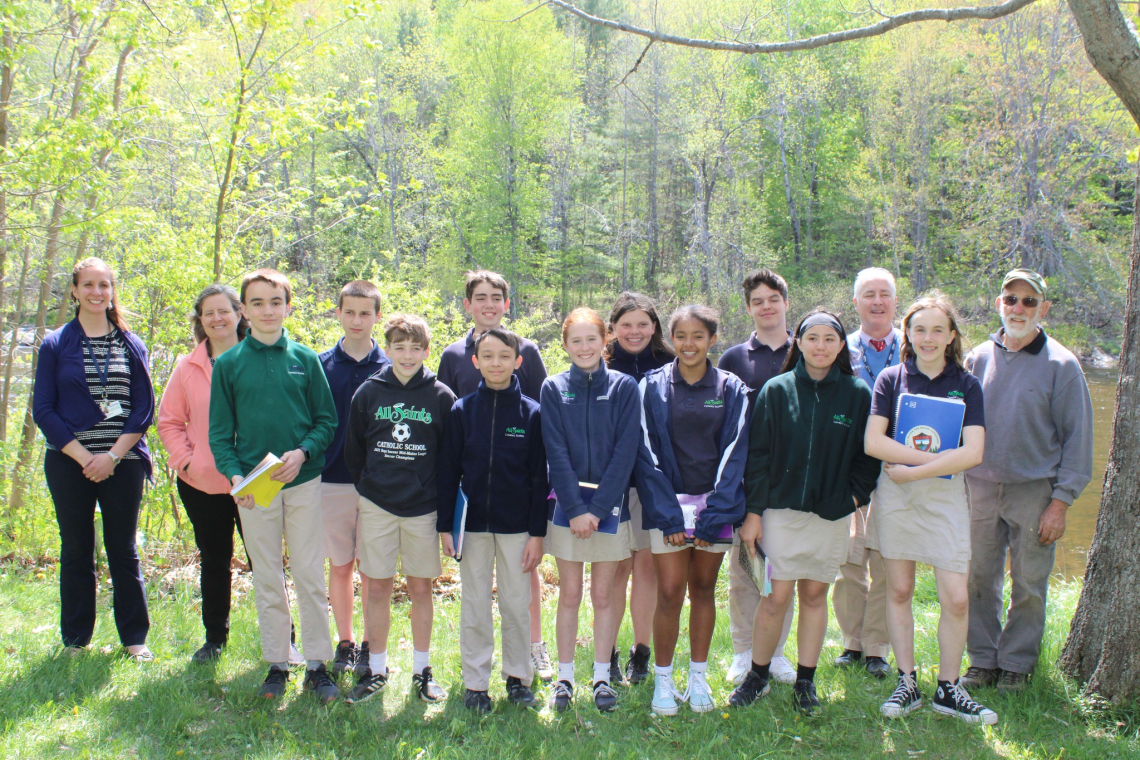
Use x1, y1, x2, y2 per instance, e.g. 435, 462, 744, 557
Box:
965, 328, 1094, 504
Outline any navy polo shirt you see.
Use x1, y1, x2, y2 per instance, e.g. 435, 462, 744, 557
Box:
871, 358, 985, 440
319, 338, 389, 483
669, 360, 725, 495
436, 327, 547, 401
716, 330, 792, 394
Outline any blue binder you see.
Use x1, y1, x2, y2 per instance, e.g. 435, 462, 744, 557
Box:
893, 393, 966, 480
452, 488, 469, 561
551, 483, 622, 535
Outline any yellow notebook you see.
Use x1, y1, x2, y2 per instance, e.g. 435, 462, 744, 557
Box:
229, 453, 285, 508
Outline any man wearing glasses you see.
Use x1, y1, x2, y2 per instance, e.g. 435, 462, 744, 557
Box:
960, 268, 1093, 693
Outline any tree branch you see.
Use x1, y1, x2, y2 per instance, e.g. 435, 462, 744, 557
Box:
546, 0, 1039, 54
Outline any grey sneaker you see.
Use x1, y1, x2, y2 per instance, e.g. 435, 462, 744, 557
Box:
997, 670, 1030, 693
960, 666, 1000, 690
530, 642, 553, 682
303, 663, 340, 705
593, 680, 618, 712
548, 679, 573, 712
191, 642, 224, 664
259, 666, 290, 699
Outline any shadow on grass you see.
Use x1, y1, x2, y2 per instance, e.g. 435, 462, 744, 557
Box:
0, 647, 116, 726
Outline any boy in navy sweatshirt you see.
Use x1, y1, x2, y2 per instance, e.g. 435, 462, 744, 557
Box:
436, 328, 548, 713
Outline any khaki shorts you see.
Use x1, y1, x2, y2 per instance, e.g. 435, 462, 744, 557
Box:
628, 488, 652, 552
649, 528, 732, 555
867, 471, 971, 574
760, 508, 851, 583
321, 482, 360, 566
544, 521, 632, 563
356, 497, 442, 580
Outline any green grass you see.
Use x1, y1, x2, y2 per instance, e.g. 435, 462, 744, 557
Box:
0, 557, 1136, 759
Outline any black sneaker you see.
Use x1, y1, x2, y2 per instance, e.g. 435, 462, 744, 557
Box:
548, 679, 573, 712
834, 649, 863, 668
346, 666, 388, 704
593, 680, 617, 712
464, 688, 492, 713
354, 641, 371, 679
259, 666, 290, 699
332, 640, 356, 677
880, 671, 923, 719
303, 663, 341, 705
728, 670, 771, 707
792, 679, 821, 716
191, 641, 224, 664
932, 679, 998, 725
505, 676, 536, 708
865, 656, 891, 679
412, 666, 447, 703
625, 644, 651, 685
609, 647, 625, 686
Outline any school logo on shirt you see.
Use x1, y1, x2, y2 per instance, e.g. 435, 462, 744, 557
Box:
832, 414, 853, 427
505, 426, 526, 438
560, 390, 576, 400
947, 390, 965, 399
374, 402, 433, 425
904, 425, 941, 453
288, 364, 305, 376
703, 399, 724, 408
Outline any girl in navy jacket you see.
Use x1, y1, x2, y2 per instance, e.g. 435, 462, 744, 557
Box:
541, 308, 642, 713
32, 258, 155, 660
635, 305, 750, 716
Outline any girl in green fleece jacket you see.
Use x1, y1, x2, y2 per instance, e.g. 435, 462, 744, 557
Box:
730, 310, 881, 715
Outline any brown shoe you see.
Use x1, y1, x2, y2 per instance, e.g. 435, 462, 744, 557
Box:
959, 666, 1000, 689
997, 669, 1030, 693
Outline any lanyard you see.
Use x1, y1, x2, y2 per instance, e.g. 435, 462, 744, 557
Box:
81, 333, 114, 400
860, 334, 897, 382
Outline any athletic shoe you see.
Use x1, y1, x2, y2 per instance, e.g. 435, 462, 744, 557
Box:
346, 666, 388, 704
626, 644, 651, 685
834, 649, 863, 668
593, 681, 618, 712
769, 656, 796, 685
609, 648, 625, 686
506, 676, 537, 708
259, 666, 290, 699
865, 656, 892, 680
792, 679, 821, 716
651, 673, 684, 717
531, 642, 554, 682
960, 666, 1000, 690
880, 671, 923, 719
412, 666, 447, 703
727, 650, 752, 686
332, 640, 356, 677
932, 680, 999, 725
303, 663, 340, 705
464, 688, 492, 714
548, 680, 573, 712
124, 646, 154, 663
686, 670, 714, 713
354, 641, 371, 679
288, 642, 305, 668
728, 670, 771, 707
997, 670, 1030, 693
191, 642, 224, 664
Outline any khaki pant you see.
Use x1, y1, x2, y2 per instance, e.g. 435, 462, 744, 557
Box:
729, 540, 794, 658
240, 477, 333, 663
460, 532, 533, 691
966, 476, 1055, 674
832, 505, 891, 658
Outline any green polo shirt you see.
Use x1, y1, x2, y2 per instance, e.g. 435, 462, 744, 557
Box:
208, 331, 337, 488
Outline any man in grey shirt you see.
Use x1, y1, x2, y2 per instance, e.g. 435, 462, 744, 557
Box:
961, 268, 1093, 693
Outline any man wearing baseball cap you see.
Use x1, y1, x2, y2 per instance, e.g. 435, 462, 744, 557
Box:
960, 268, 1093, 693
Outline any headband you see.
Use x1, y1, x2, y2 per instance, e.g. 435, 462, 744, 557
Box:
797, 313, 844, 339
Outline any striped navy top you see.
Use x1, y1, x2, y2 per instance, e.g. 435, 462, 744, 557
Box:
45, 328, 139, 458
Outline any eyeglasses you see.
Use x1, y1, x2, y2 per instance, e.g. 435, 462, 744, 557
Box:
1001, 295, 1040, 308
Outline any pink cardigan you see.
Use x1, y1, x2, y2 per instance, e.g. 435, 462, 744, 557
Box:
157, 340, 232, 495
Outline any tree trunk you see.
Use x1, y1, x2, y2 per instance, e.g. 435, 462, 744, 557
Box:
0, 243, 30, 443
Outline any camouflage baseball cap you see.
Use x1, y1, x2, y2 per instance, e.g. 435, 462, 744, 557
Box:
1001, 268, 1047, 298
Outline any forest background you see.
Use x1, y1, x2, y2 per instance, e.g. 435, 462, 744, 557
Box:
0, 0, 1133, 556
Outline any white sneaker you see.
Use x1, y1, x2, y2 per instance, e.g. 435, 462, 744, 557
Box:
288, 643, 304, 667
727, 650, 752, 686
651, 673, 684, 716
770, 656, 796, 685
531, 641, 554, 682
686, 669, 715, 713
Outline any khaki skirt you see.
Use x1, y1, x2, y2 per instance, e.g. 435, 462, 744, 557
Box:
628, 488, 652, 552
866, 471, 970, 574
759, 508, 852, 584
545, 520, 632, 564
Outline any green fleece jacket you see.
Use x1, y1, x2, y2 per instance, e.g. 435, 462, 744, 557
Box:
745, 359, 880, 520
209, 331, 337, 488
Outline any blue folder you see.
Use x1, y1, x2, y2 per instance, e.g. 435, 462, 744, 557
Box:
452, 488, 468, 561
551, 483, 622, 535
893, 393, 966, 480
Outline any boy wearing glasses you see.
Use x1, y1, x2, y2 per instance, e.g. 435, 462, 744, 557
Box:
960, 268, 1093, 693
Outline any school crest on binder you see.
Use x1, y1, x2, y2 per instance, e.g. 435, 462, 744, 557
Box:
905, 425, 940, 453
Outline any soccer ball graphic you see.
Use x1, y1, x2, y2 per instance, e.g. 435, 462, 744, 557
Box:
391, 422, 411, 443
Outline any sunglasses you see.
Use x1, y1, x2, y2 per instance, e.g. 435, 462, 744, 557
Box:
1001, 295, 1040, 308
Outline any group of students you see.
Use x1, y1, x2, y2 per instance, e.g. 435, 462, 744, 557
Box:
33, 258, 1004, 725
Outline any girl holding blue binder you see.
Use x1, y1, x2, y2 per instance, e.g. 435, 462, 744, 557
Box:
863, 293, 997, 726
540, 308, 643, 713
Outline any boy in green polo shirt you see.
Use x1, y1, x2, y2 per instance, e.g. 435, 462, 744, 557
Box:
209, 268, 340, 703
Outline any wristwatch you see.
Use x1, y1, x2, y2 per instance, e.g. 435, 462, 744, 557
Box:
298, 445, 311, 462
107, 451, 121, 465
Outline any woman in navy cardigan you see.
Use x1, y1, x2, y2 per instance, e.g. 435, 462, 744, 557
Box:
33, 257, 155, 660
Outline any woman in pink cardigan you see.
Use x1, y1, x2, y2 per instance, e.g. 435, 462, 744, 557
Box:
158, 284, 249, 663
